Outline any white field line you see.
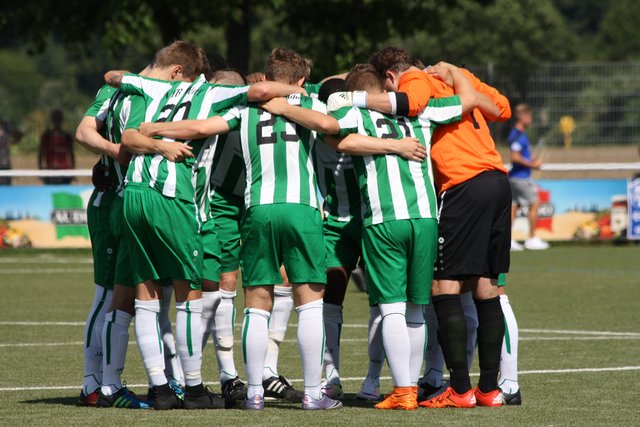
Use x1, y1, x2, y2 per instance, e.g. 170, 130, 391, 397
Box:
2, 366, 640, 392
0, 258, 93, 264
3, 334, 640, 349
520, 328, 640, 337
0, 268, 93, 274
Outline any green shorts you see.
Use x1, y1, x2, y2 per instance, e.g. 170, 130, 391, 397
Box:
109, 196, 134, 288
362, 218, 438, 306
498, 273, 507, 287
87, 191, 117, 289
210, 186, 244, 273
324, 215, 362, 271
201, 218, 222, 282
240, 204, 326, 286
123, 184, 203, 289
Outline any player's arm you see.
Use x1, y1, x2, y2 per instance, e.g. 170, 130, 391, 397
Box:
121, 129, 194, 162
139, 116, 231, 140
75, 116, 120, 159
260, 97, 340, 134
247, 81, 307, 102
510, 140, 541, 169
324, 134, 427, 162
460, 69, 511, 122
104, 70, 129, 88
426, 63, 478, 114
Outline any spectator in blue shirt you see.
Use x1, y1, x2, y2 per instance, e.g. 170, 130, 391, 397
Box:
508, 104, 549, 251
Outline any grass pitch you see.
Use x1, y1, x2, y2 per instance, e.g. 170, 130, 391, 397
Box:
1, 244, 639, 426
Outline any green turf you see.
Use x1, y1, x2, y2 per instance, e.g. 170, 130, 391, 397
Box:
1, 245, 639, 425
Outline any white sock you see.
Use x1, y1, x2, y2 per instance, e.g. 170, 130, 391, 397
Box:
461, 291, 478, 370
423, 303, 445, 387
175, 299, 203, 387
135, 299, 167, 387
101, 310, 133, 395
323, 303, 343, 384
159, 287, 184, 384
201, 291, 221, 349
263, 285, 293, 379
215, 289, 238, 384
406, 303, 426, 386
365, 305, 384, 381
499, 294, 519, 393
379, 302, 411, 387
296, 299, 324, 400
83, 285, 112, 394
242, 308, 270, 398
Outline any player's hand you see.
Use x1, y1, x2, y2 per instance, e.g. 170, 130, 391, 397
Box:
91, 161, 115, 191
159, 141, 194, 162
327, 92, 354, 112
260, 97, 290, 116
531, 158, 543, 169
426, 65, 454, 87
139, 122, 155, 137
246, 72, 266, 84
392, 137, 427, 161
116, 145, 132, 167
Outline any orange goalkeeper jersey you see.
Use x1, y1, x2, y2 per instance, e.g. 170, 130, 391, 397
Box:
398, 69, 511, 193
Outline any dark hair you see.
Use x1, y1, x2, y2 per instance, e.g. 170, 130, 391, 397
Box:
369, 46, 421, 77
264, 48, 311, 84
212, 68, 248, 85
152, 40, 210, 80
318, 78, 346, 103
345, 64, 384, 92
51, 109, 64, 123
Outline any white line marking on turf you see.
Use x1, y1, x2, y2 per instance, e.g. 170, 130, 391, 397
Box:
0, 268, 93, 274
0, 321, 85, 326
3, 366, 640, 392
0, 258, 93, 264
520, 328, 640, 337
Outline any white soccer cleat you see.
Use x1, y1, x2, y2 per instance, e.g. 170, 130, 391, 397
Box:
356, 377, 381, 401
510, 239, 524, 251
524, 236, 550, 250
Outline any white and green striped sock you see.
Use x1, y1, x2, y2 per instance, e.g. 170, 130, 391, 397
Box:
215, 289, 238, 384
201, 291, 221, 350
296, 299, 325, 400
101, 310, 132, 395
263, 286, 293, 379
499, 294, 519, 393
83, 285, 112, 394
243, 308, 271, 398
323, 303, 343, 384
176, 299, 203, 387
406, 303, 426, 386
134, 299, 167, 387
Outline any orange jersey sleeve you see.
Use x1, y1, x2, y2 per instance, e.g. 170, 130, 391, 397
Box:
461, 69, 511, 122
397, 70, 450, 116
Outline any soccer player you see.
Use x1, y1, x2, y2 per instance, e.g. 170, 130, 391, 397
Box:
508, 103, 549, 251
324, 63, 478, 410
140, 48, 344, 411
328, 47, 512, 408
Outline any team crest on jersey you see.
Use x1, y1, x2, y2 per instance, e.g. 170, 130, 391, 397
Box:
288, 93, 302, 105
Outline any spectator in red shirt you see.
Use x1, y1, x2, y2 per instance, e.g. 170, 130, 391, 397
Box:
39, 109, 75, 184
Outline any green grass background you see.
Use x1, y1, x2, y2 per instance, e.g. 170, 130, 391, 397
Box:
1, 245, 639, 425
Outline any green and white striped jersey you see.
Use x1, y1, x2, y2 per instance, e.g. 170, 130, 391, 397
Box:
120, 74, 250, 221
84, 84, 117, 208
103, 90, 133, 198
314, 142, 362, 221
223, 94, 323, 210
332, 96, 462, 227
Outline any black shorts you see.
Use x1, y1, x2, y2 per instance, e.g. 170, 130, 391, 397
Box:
434, 170, 511, 280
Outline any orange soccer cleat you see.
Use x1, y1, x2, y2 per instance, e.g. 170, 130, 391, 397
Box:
374, 386, 418, 410
418, 386, 476, 408
474, 387, 505, 407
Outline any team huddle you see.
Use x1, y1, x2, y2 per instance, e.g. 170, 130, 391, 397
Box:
75, 41, 520, 411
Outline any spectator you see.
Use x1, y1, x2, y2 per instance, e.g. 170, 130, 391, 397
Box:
0, 120, 22, 185
509, 104, 549, 251
39, 109, 75, 184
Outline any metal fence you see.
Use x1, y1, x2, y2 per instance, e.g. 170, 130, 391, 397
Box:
469, 62, 640, 148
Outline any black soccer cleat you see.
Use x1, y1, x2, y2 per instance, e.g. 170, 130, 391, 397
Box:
222, 376, 248, 401
263, 375, 304, 402
148, 383, 182, 410
96, 386, 151, 409
183, 383, 234, 409
501, 388, 522, 405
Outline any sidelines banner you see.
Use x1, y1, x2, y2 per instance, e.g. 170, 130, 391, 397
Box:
513, 179, 633, 241
0, 186, 93, 248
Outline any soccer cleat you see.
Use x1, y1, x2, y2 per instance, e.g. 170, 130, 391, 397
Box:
510, 239, 524, 251
242, 394, 265, 410
96, 386, 152, 409
222, 376, 248, 401
374, 386, 418, 410
148, 383, 182, 410
321, 381, 344, 400
501, 388, 522, 405
183, 383, 232, 409
78, 389, 99, 407
524, 237, 549, 250
356, 377, 381, 401
302, 394, 343, 410
263, 375, 304, 401
475, 387, 505, 407
168, 377, 185, 400
418, 386, 476, 408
